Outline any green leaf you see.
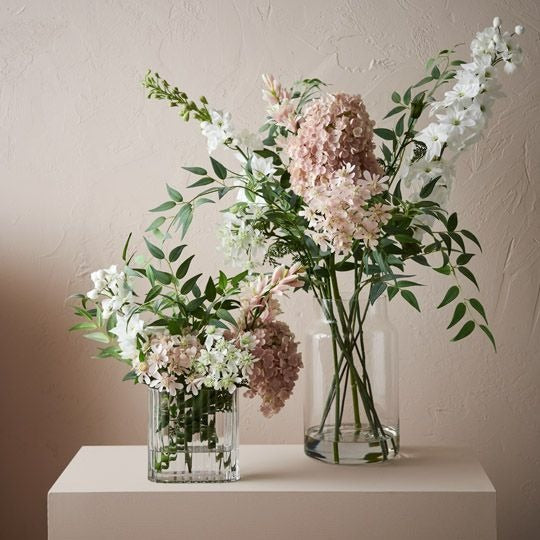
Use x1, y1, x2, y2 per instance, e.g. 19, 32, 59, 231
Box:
401, 290, 420, 312
205, 277, 216, 302
216, 308, 238, 327
403, 87, 412, 105
145, 285, 162, 303
149, 200, 176, 213
374, 128, 396, 141
369, 282, 387, 305
95, 346, 121, 359
194, 197, 215, 207
180, 273, 202, 295
437, 285, 459, 308
122, 371, 137, 382
144, 238, 165, 260
431, 65, 441, 79
469, 298, 488, 323
451, 320, 475, 342
461, 229, 482, 252
395, 114, 405, 137
146, 264, 155, 285
166, 184, 183, 202
176, 255, 194, 279
210, 157, 227, 180
122, 232, 132, 262
153, 268, 172, 285
433, 264, 452, 275
458, 266, 479, 289
447, 212, 458, 232
387, 286, 399, 301
456, 253, 474, 265
479, 324, 497, 351
381, 143, 392, 163
69, 322, 97, 331
182, 166, 207, 175
447, 302, 466, 329
83, 332, 110, 344
384, 105, 406, 119
413, 76, 433, 88
169, 245, 186, 263
420, 176, 442, 198
186, 297, 206, 312
176, 204, 193, 240
145, 216, 166, 232
396, 280, 423, 288
218, 271, 228, 291
391, 91, 401, 104
188, 177, 214, 188
449, 232, 465, 252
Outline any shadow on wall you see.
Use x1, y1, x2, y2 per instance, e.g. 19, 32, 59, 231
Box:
0, 261, 147, 540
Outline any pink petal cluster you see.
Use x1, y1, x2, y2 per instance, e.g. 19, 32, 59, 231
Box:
286, 93, 389, 252
237, 263, 304, 330
244, 319, 302, 417
299, 167, 392, 252
261, 74, 298, 131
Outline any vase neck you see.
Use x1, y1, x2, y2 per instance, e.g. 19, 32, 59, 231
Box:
316, 296, 388, 324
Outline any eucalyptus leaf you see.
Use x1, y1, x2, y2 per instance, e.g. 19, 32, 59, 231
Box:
144, 238, 165, 260
176, 255, 194, 279
401, 290, 420, 312
458, 266, 479, 289
145, 216, 166, 232
447, 302, 466, 329
451, 320, 475, 342
469, 298, 488, 323
83, 332, 110, 344
166, 184, 183, 202
210, 157, 227, 180
479, 324, 496, 351
181, 273, 202, 295
182, 166, 207, 175
149, 201, 176, 213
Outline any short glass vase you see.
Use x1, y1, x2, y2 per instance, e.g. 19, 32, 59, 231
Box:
148, 387, 239, 482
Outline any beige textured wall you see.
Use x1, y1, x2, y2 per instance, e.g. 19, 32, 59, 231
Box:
1, 1, 539, 538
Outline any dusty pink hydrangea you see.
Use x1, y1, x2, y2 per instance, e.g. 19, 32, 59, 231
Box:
245, 320, 303, 417
286, 93, 389, 252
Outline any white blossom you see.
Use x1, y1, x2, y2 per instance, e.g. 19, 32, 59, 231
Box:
87, 265, 133, 319
111, 313, 145, 361
415, 123, 450, 160
200, 109, 234, 153
250, 155, 276, 179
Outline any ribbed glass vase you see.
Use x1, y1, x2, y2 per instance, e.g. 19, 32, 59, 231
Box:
304, 297, 399, 464
148, 387, 239, 482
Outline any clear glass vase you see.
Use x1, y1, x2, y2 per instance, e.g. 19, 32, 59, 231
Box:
304, 296, 399, 464
148, 387, 239, 482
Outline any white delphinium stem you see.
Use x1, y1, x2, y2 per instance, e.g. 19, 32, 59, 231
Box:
404, 19, 524, 205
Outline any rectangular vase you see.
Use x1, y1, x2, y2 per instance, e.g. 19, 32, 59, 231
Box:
148, 387, 239, 482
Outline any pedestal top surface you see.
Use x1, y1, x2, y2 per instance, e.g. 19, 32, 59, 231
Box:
49, 445, 494, 494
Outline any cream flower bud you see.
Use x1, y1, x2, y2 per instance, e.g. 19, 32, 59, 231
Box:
515, 25, 524, 35
492, 17, 501, 28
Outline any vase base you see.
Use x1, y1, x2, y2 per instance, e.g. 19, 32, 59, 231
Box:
148, 447, 239, 483
148, 469, 240, 483
304, 424, 399, 465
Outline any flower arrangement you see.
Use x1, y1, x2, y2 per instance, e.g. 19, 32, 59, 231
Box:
71, 237, 303, 477
71, 18, 524, 470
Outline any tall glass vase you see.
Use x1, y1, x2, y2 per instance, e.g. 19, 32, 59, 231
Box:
148, 387, 239, 482
304, 297, 399, 464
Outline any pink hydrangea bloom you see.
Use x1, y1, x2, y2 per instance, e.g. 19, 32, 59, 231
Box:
286, 93, 390, 252
245, 320, 303, 417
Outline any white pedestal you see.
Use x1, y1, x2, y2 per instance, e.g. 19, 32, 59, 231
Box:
48, 445, 496, 540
